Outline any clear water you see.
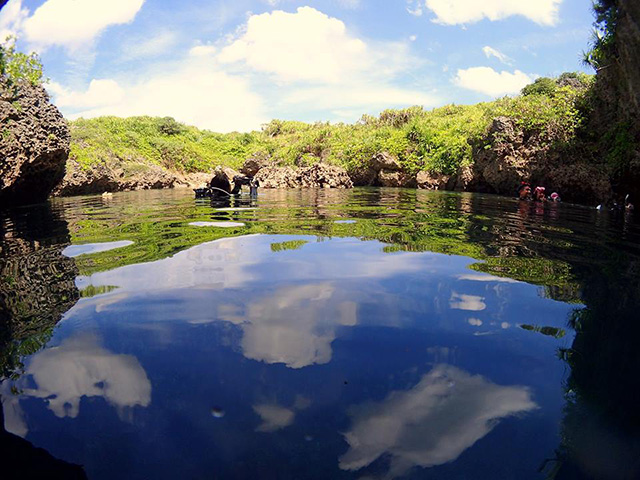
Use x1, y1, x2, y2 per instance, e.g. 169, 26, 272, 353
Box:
1, 188, 639, 479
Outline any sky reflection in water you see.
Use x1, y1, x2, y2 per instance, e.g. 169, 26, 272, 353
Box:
2, 230, 575, 479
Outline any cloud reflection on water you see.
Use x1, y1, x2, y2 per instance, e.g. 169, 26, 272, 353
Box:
2, 334, 151, 437
339, 364, 537, 479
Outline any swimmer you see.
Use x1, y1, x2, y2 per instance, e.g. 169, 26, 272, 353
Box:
533, 186, 546, 202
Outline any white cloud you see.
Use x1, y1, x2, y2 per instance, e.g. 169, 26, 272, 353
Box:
219, 7, 369, 84
223, 283, 358, 369
218, 7, 419, 84
449, 292, 486, 311
2, 334, 151, 437
49, 57, 267, 133
189, 44, 217, 57
340, 365, 537, 477
253, 404, 296, 432
217, 7, 436, 119
482, 45, 513, 65
49, 79, 125, 109
0, 0, 28, 41
284, 84, 438, 112
21, 0, 145, 52
121, 31, 177, 60
423, 0, 562, 26
407, 0, 424, 17
456, 273, 520, 283
454, 66, 535, 97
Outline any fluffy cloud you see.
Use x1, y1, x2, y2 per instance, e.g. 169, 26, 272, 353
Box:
49, 79, 126, 109
21, 0, 145, 51
482, 45, 513, 65
219, 7, 371, 84
2, 334, 151, 437
47, 57, 267, 133
218, 6, 436, 119
423, 0, 562, 26
0, 0, 28, 41
449, 292, 486, 311
340, 365, 537, 477
454, 66, 535, 97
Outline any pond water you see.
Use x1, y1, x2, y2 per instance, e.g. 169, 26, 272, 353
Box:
1, 188, 640, 479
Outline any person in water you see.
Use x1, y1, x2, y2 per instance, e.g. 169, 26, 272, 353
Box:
518, 182, 532, 200
533, 186, 546, 202
549, 192, 561, 202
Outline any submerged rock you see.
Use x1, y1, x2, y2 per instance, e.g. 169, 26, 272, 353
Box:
0, 79, 70, 206
255, 163, 353, 189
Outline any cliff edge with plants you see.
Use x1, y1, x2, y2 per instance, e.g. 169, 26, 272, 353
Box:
0, 39, 70, 206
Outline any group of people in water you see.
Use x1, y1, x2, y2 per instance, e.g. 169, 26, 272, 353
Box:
517, 183, 561, 203
517, 181, 635, 212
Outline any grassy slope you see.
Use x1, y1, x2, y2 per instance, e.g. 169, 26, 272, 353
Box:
68, 73, 593, 178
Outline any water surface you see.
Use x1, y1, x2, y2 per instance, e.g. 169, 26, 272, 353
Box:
1, 188, 639, 479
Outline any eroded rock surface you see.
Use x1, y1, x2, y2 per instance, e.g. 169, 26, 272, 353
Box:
416, 171, 452, 190
0, 80, 70, 205
255, 163, 353, 189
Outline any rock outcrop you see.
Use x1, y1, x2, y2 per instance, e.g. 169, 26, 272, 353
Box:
416, 171, 452, 190
457, 116, 612, 203
350, 152, 416, 188
209, 165, 244, 193
255, 163, 353, 189
588, 0, 640, 201
241, 153, 272, 177
52, 159, 206, 196
0, 80, 70, 206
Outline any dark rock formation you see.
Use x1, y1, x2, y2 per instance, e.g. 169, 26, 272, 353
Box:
241, 153, 272, 177
209, 165, 243, 193
255, 163, 353, 189
52, 159, 199, 196
457, 117, 612, 203
588, 0, 640, 202
0, 79, 70, 206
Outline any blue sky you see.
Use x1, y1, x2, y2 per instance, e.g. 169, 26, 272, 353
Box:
0, 0, 595, 132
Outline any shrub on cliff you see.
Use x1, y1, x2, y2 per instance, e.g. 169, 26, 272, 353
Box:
0, 37, 45, 87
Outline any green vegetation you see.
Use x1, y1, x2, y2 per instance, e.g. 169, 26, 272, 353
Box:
70, 116, 266, 172
0, 37, 45, 86
69, 72, 592, 178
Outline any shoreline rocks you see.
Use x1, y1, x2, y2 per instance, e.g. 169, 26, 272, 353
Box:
51, 159, 198, 196
254, 163, 353, 189
0, 79, 70, 206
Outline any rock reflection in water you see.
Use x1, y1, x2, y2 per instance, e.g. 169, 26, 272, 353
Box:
340, 365, 537, 479
0, 204, 79, 378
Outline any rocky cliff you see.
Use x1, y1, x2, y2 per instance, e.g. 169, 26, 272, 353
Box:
589, 0, 640, 200
0, 79, 70, 206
